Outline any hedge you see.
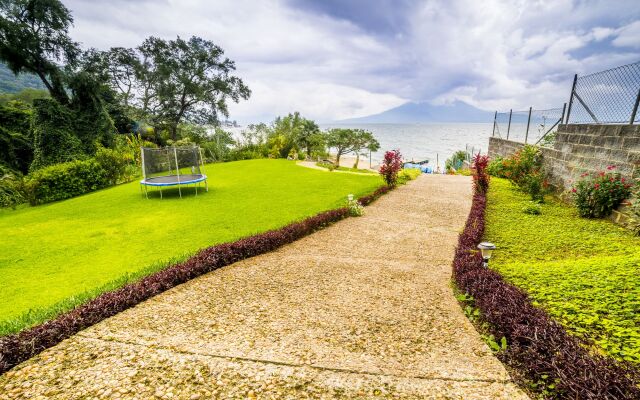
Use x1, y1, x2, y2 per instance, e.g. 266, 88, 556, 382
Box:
452, 186, 640, 398
23, 159, 110, 205
0, 185, 391, 374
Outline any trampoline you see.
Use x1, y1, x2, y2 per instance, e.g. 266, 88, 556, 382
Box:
140, 146, 208, 199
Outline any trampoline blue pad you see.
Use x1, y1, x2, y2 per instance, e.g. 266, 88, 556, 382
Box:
140, 174, 207, 186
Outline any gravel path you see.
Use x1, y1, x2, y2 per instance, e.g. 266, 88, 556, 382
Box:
0, 175, 528, 399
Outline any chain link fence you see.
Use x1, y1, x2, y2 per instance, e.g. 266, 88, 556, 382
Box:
493, 60, 640, 144
567, 61, 640, 124
493, 106, 566, 144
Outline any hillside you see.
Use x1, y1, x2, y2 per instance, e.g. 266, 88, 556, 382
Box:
0, 63, 46, 93
340, 100, 493, 123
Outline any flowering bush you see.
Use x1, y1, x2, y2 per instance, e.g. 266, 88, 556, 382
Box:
572, 166, 632, 218
472, 154, 490, 194
379, 149, 403, 186
487, 145, 548, 201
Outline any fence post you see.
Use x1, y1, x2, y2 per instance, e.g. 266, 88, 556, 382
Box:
560, 103, 567, 127
525, 106, 532, 144
492, 111, 497, 137
565, 74, 577, 124
630, 88, 640, 125
506, 109, 512, 140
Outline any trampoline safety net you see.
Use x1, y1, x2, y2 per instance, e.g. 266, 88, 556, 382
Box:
142, 147, 203, 180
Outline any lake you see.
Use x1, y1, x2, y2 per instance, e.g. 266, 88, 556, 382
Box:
319, 122, 494, 170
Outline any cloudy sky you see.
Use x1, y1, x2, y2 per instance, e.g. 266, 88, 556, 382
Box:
63, 0, 640, 123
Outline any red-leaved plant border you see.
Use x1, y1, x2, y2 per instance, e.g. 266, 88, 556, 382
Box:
454, 184, 639, 398
0, 186, 391, 374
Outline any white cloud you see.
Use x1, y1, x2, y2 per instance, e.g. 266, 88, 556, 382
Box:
612, 21, 640, 48
62, 0, 640, 121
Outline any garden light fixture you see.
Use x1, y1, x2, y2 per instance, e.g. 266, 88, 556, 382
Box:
348, 194, 354, 201
477, 242, 497, 268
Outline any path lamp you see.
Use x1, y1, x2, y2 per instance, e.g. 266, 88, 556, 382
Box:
477, 242, 497, 268
348, 194, 354, 201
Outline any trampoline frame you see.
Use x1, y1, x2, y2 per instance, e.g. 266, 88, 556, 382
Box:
139, 146, 209, 199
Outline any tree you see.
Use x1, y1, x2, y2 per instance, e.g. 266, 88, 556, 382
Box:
0, 0, 80, 104
327, 128, 378, 167
297, 119, 325, 158
138, 36, 251, 140
352, 129, 379, 169
201, 127, 235, 162
270, 112, 303, 158
81, 47, 139, 108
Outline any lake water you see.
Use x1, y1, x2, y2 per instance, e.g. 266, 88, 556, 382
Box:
319, 123, 494, 170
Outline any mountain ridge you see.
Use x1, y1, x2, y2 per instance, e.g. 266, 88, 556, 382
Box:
339, 100, 494, 123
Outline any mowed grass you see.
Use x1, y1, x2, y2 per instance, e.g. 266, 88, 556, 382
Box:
485, 178, 640, 363
0, 159, 382, 335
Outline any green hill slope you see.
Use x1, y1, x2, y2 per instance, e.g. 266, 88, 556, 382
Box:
0, 63, 46, 93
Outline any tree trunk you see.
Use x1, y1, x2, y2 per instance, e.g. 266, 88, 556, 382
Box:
354, 153, 360, 169
335, 150, 342, 167
170, 123, 178, 141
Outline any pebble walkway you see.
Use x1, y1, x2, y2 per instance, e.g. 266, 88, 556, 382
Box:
0, 175, 528, 399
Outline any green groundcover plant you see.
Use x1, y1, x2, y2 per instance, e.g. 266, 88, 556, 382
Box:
572, 166, 633, 218
486, 178, 640, 363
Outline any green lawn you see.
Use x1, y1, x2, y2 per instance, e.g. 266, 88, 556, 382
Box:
485, 178, 640, 363
0, 159, 382, 335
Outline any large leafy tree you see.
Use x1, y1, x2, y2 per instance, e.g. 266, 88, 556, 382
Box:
0, 0, 80, 104
297, 118, 325, 158
352, 129, 379, 168
327, 128, 379, 167
139, 36, 251, 140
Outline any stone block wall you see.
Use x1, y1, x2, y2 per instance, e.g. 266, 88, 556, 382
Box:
489, 124, 640, 191
488, 123, 640, 226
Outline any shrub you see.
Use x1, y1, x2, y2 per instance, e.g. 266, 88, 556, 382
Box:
23, 160, 109, 205
316, 161, 336, 171
346, 196, 364, 216
30, 99, 84, 171
471, 154, 490, 194
94, 146, 135, 185
445, 150, 467, 172
0, 168, 25, 209
572, 167, 632, 218
522, 201, 542, 215
379, 149, 403, 186
487, 156, 506, 177
397, 168, 421, 185
491, 145, 548, 201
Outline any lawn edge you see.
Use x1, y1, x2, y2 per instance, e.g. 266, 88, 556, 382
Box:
452, 183, 640, 399
0, 184, 392, 374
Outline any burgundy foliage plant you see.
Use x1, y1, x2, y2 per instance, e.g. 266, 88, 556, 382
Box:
471, 153, 490, 194
453, 171, 639, 399
0, 186, 394, 375
379, 149, 403, 187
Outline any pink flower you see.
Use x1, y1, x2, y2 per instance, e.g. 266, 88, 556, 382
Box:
607, 165, 616, 170
594, 183, 601, 189
572, 188, 577, 193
